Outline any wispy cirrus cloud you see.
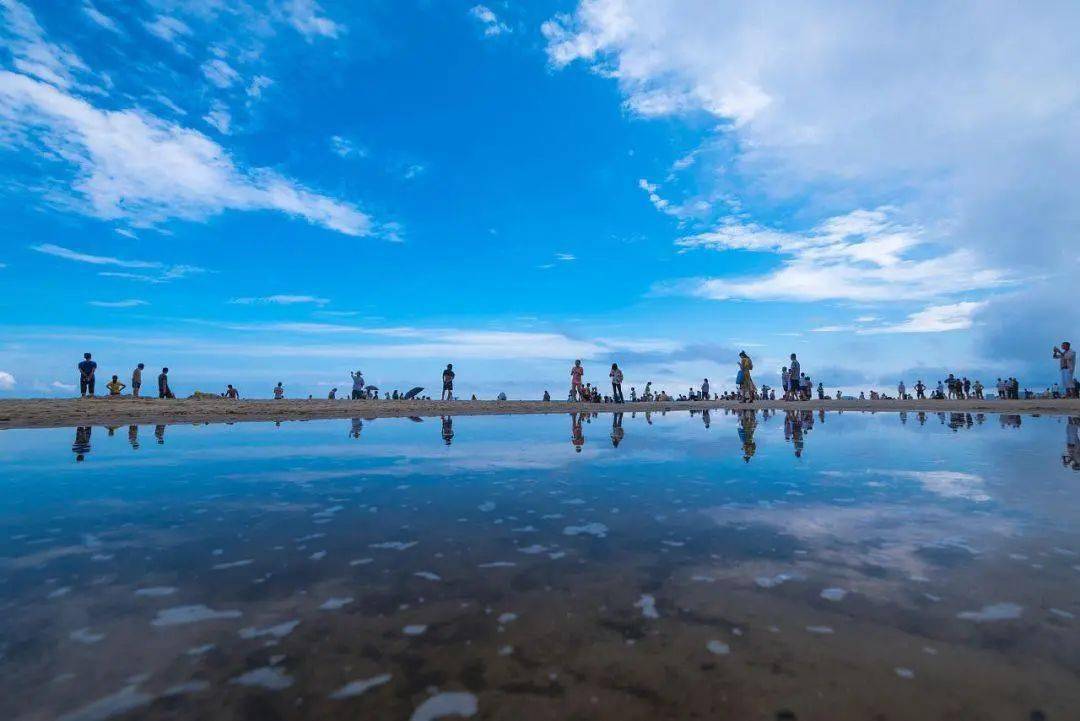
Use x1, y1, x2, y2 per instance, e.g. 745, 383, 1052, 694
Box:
88, 299, 148, 308
31, 243, 208, 282
229, 295, 330, 306
470, 5, 511, 37
281, 0, 343, 40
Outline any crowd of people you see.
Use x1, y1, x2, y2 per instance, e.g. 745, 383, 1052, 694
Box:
70, 343, 1079, 404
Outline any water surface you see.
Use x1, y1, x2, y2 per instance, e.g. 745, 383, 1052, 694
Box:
2, 410, 1078, 720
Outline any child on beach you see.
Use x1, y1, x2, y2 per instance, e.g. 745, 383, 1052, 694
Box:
106, 375, 125, 396
274, 382, 284, 399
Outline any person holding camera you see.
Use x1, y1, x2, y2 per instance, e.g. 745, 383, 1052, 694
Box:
1053, 341, 1076, 398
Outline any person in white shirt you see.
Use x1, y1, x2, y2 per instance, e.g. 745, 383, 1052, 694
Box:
897, 381, 906, 399
1053, 341, 1076, 398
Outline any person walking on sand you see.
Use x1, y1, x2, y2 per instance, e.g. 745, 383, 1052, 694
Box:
158, 368, 173, 399
570, 360, 584, 402
131, 363, 145, 397
609, 363, 624, 403
273, 382, 284, 399
78, 352, 97, 397
106, 375, 126, 396
441, 364, 455, 401
1053, 341, 1076, 398
351, 370, 365, 400
737, 351, 756, 403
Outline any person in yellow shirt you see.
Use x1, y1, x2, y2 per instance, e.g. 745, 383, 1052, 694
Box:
106, 375, 126, 396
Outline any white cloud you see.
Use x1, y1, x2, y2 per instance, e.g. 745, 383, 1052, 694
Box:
555, 253, 576, 261
470, 5, 511, 36
82, 2, 120, 34
282, 0, 342, 40
32, 243, 208, 282
230, 295, 330, 306
247, 75, 273, 99
860, 302, 987, 335
403, 163, 425, 179
89, 299, 148, 308
0, 71, 372, 235
668, 207, 1010, 303
0, 0, 89, 88
203, 101, 231, 134
142, 15, 192, 52
0, 370, 14, 389
201, 58, 240, 89
329, 135, 367, 159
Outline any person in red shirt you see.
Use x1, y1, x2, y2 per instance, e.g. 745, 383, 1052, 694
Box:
569, 360, 584, 401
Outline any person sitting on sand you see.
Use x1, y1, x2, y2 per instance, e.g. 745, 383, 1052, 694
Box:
274, 382, 284, 399
106, 375, 126, 396
132, 363, 144, 397
328, 388, 337, 399
225, 384, 239, 399
158, 368, 174, 399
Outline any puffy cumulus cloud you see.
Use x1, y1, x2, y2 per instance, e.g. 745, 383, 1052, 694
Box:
281, 0, 343, 40
470, 5, 510, 37
0, 71, 372, 235
0, 370, 14, 390
547, 1, 1080, 370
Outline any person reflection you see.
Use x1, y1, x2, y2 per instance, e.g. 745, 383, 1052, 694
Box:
1000, 414, 1022, 429
128, 425, 139, 450
72, 426, 92, 462
154, 424, 166, 444
610, 412, 624, 447
1064, 417, 1080, 470
917, 411, 927, 426
737, 410, 757, 462
784, 410, 805, 458
899, 411, 908, 425
105, 425, 118, 437
349, 418, 363, 439
571, 413, 585, 453
702, 409, 711, 429
441, 416, 454, 446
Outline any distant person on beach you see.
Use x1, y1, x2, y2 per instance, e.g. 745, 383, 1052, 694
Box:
570, 360, 584, 401
106, 375, 125, 396
351, 370, 365, 400
78, 353, 97, 397
225, 384, 239, 399
132, 363, 144, 397
701, 378, 710, 399
915, 380, 925, 399
158, 368, 173, 399
786, 354, 800, 400
630, 387, 637, 402
328, 388, 337, 399
898, 381, 906, 399
543, 390, 550, 401
441, 364, 455, 401
609, 363, 624, 403
274, 382, 284, 399
1054, 341, 1075, 398
737, 351, 756, 403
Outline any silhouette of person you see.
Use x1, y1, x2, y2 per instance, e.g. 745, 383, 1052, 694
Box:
72, 426, 92, 461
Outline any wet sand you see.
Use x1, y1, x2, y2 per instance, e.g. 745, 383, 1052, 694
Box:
1, 396, 1079, 429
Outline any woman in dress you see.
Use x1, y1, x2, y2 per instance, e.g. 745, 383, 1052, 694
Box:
737, 350, 756, 403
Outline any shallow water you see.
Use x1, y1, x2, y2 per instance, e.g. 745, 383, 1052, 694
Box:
2, 410, 1079, 720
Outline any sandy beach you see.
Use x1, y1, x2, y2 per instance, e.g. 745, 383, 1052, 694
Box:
1, 396, 1078, 430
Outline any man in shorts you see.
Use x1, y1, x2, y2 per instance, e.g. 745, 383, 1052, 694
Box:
132, 363, 144, 397
1054, 341, 1076, 398
570, 360, 584, 401
441, 363, 455, 401
78, 352, 97, 397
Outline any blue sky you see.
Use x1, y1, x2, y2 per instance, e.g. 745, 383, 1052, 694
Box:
1, 0, 1077, 398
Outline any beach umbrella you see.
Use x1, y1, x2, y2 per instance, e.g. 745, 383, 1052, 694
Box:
365, 385, 379, 391
403, 386, 424, 399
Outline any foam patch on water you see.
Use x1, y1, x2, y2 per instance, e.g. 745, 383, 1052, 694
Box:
563, 523, 609, 539
163, 681, 210, 696
56, 684, 153, 721
478, 502, 496, 512
403, 624, 428, 636
478, 561, 516, 568
895, 667, 915, 679
329, 673, 392, 699
409, 691, 478, 721
957, 602, 1023, 622
755, 573, 796, 588
370, 541, 417, 551
517, 544, 548, 555
48, 586, 71, 599
350, 557, 374, 565
806, 625, 834, 634
319, 597, 354, 610
414, 571, 442, 581
820, 588, 847, 601
309, 551, 327, 561
151, 605, 241, 626
635, 594, 659, 619
186, 644, 215, 656
239, 619, 300, 639
212, 559, 253, 570
230, 666, 293, 690
1050, 608, 1075, 619
134, 587, 177, 597
706, 640, 729, 655
497, 612, 517, 624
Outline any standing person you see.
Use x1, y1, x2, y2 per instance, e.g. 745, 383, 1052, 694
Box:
106, 375, 126, 396
351, 370, 366, 400
1054, 341, 1076, 398
328, 388, 338, 399
787, 354, 801, 401
157, 368, 173, 399
78, 353, 97, 397
273, 382, 284, 399
780, 366, 790, 400
701, 378, 710, 400
915, 380, 925, 399
898, 380, 906, 399
737, 351, 756, 403
132, 363, 144, 397
441, 363, 455, 401
570, 360, 584, 401
609, 363, 624, 403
